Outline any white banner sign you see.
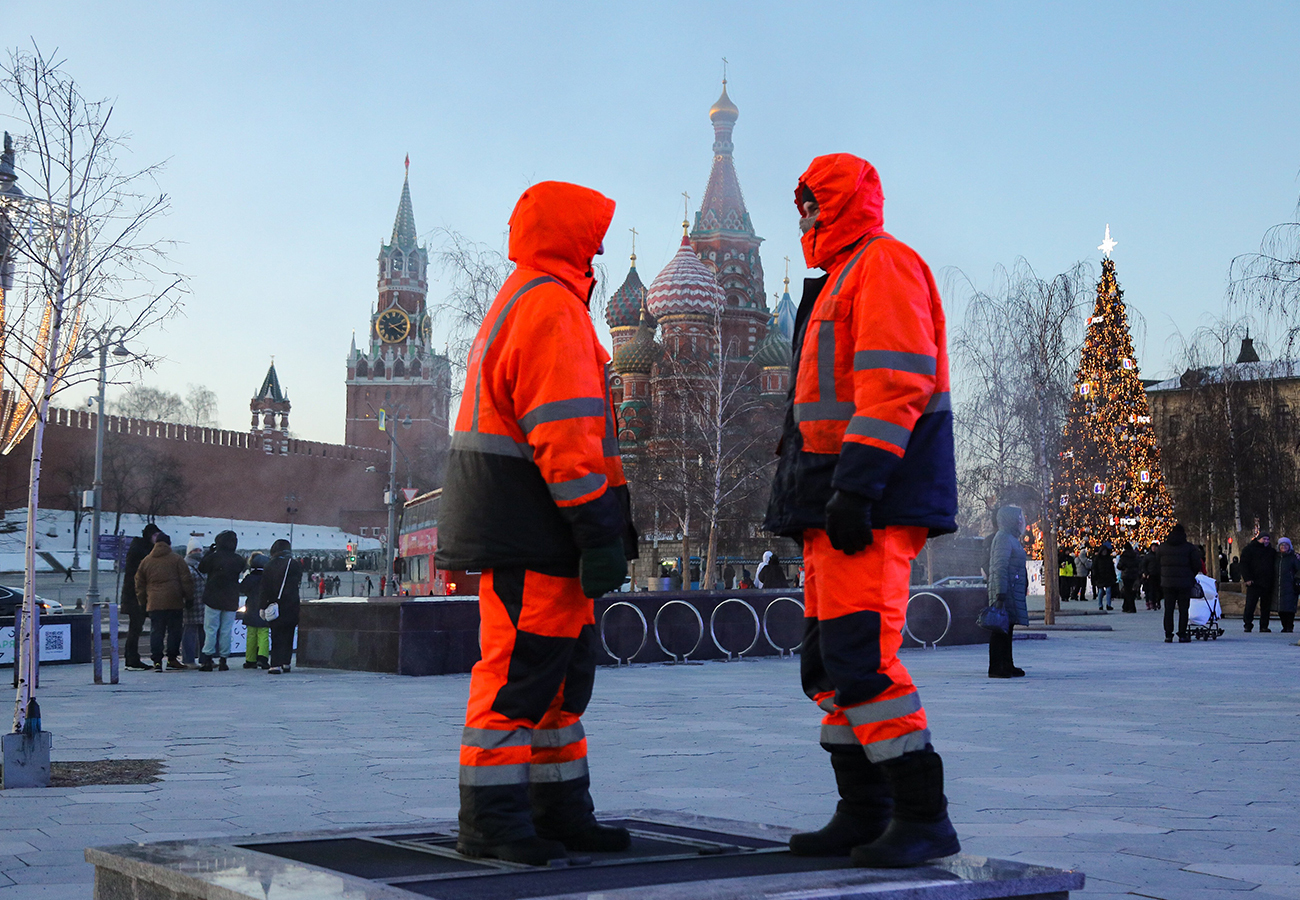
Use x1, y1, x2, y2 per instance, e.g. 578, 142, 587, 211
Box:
0, 623, 72, 665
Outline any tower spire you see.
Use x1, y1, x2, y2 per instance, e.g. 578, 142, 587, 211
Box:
390, 161, 417, 250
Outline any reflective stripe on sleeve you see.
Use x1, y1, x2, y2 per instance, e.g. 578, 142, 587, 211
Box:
923, 391, 952, 414
459, 762, 531, 786
842, 692, 923, 728
461, 726, 532, 750
820, 723, 859, 747
519, 397, 607, 435
845, 415, 912, 452
794, 401, 855, 422
529, 758, 590, 783
547, 473, 607, 502
853, 350, 937, 376
531, 721, 585, 749
863, 729, 932, 763
450, 431, 531, 459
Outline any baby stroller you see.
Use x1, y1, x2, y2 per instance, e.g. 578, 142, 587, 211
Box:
1187, 573, 1224, 641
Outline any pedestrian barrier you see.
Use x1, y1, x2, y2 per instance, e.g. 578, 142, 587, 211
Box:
902, 591, 952, 648
763, 596, 805, 656
653, 599, 704, 663
709, 598, 760, 660
598, 601, 647, 666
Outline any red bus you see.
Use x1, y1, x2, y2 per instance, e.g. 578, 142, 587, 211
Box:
397, 489, 480, 596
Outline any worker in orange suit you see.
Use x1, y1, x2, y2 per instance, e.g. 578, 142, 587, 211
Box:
764, 154, 961, 868
436, 181, 637, 866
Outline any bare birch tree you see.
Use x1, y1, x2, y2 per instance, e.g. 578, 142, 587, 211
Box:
951, 260, 1089, 623
2, 46, 183, 732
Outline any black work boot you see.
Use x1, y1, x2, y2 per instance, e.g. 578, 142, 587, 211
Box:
458, 783, 568, 866
532, 776, 631, 853
850, 747, 960, 868
790, 750, 893, 856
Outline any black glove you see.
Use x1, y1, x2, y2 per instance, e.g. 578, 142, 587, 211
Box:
995, 593, 1008, 606
824, 489, 873, 555
579, 542, 627, 598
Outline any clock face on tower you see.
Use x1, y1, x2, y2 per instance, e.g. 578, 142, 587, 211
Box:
376, 307, 411, 343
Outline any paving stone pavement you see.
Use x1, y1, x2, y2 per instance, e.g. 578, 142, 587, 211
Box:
1, 608, 1296, 899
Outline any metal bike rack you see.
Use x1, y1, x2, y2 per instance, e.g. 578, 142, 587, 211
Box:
599, 601, 648, 666
762, 595, 805, 656
653, 599, 704, 663
708, 598, 761, 661
901, 591, 952, 649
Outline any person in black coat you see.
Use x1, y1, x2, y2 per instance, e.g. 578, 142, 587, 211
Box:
1091, 542, 1117, 611
1140, 543, 1163, 611
260, 539, 303, 674
1116, 542, 1140, 613
1229, 556, 1241, 583
120, 523, 161, 670
1158, 523, 1202, 642
197, 530, 246, 670
1240, 533, 1277, 632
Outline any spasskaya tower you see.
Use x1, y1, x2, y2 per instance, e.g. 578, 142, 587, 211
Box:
345, 160, 452, 488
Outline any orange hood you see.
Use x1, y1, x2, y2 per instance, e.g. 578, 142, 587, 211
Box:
796, 154, 884, 271
508, 181, 616, 302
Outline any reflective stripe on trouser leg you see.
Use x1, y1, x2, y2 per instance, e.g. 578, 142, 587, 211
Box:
803, 526, 932, 763
460, 568, 596, 844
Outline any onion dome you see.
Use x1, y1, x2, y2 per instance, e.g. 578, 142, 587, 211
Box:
774, 277, 796, 341
646, 236, 725, 320
612, 306, 658, 375
709, 81, 739, 124
606, 255, 646, 330
752, 314, 791, 369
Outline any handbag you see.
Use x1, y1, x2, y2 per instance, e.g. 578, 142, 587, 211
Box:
1190, 579, 1205, 600
977, 599, 1010, 634
263, 558, 291, 623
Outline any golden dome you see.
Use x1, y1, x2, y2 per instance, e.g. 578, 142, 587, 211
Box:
709, 80, 739, 122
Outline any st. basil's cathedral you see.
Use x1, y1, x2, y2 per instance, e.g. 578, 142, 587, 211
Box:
606, 80, 797, 568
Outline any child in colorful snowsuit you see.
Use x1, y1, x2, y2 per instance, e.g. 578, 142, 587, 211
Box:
240, 553, 271, 669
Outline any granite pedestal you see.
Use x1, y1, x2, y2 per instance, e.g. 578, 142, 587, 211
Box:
86, 810, 1083, 900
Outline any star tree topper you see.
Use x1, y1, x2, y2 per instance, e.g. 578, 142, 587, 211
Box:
1098, 224, 1117, 259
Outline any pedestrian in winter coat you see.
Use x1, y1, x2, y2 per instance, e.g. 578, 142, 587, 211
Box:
1074, 550, 1092, 602
182, 539, 208, 666
1140, 543, 1163, 610
987, 506, 1029, 678
1158, 523, 1202, 642
1240, 533, 1278, 632
762, 153, 960, 867
198, 530, 246, 670
1117, 543, 1140, 613
1057, 548, 1075, 602
1274, 538, 1298, 633
134, 533, 194, 670
755, 551, 789, 589
259, 539, 302, 674
1091, 543, 1117, 610
120, 523, 162, 671
1218, 551, 1230, 580
240, 552, 271, 668
1229, 556, 1241, 583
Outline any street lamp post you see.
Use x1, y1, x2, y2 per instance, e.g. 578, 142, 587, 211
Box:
79, 327, 132, 684
372, 393, 412, 597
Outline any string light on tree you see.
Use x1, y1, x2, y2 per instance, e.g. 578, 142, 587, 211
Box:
1054, 227, 1177, 551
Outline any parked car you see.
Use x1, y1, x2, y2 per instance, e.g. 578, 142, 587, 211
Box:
0, 585, 64, 618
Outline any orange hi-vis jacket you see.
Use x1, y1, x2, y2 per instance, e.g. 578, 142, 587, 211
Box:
764, 154, 957, 537
436, 182, 636, 572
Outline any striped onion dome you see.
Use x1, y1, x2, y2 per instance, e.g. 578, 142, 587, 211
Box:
612, 306, 658, 375
752, 314, 791, 368
606, 258, 646, 329
646, 235, 725, 320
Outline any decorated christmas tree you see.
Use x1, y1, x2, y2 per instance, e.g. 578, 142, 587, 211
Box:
1055, 228, 1177, 551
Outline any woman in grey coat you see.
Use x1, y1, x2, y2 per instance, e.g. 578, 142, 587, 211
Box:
987, 505, 1029, 677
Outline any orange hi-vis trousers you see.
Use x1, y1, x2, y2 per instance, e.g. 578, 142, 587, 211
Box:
801, 526, 932, 762
458, 567, 599, 846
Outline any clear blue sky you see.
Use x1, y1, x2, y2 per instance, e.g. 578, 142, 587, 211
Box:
7, 2, 1300, 442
